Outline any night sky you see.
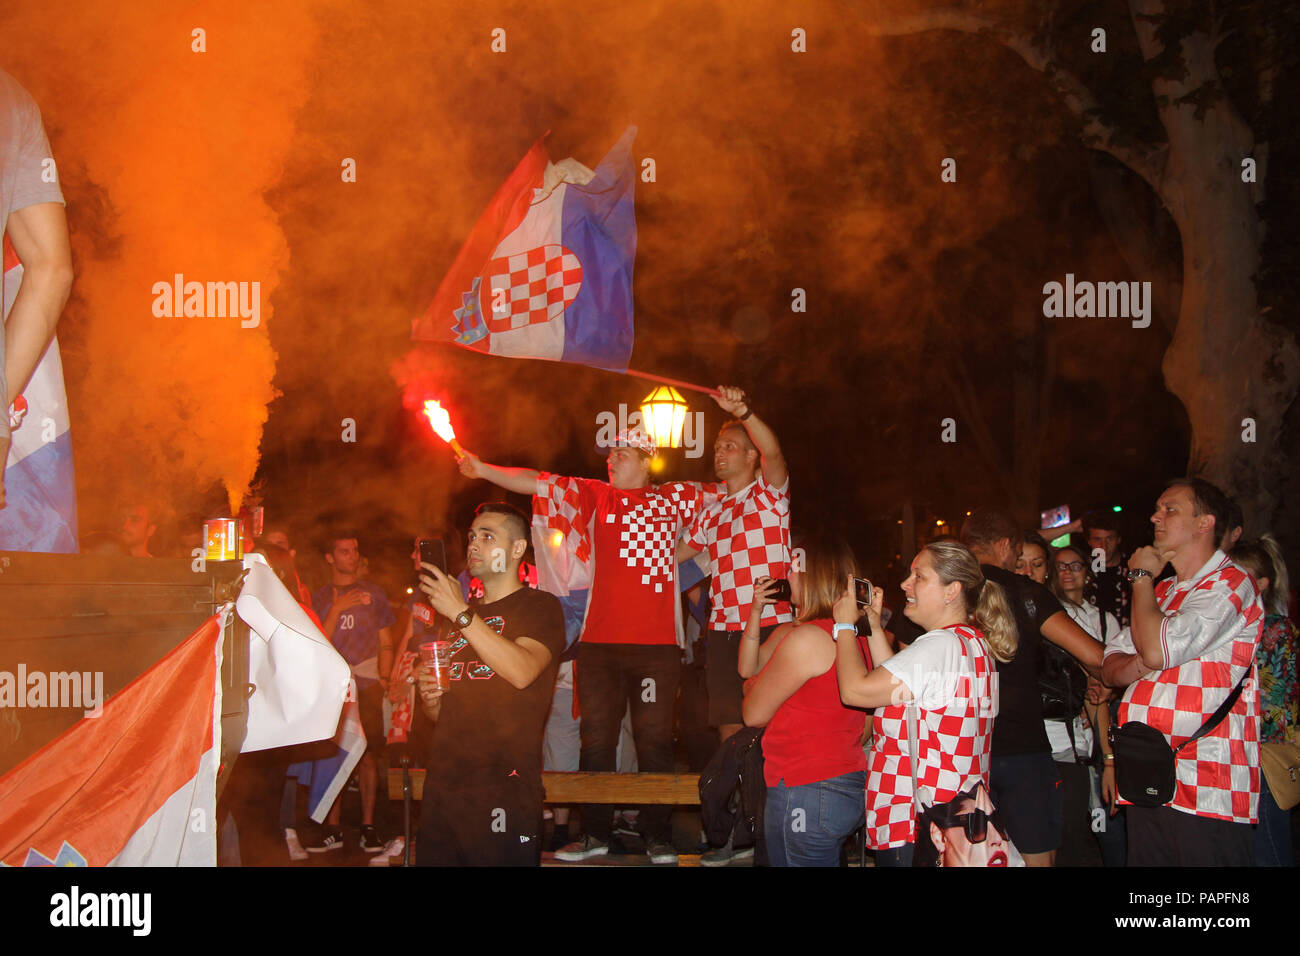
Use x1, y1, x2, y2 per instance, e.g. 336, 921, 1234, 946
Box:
4, 0, 1293, 603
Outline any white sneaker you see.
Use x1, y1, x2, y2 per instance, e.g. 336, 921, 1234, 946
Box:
368, 836, 407, 866
554, 835, 610, 862
284, 828, 308, 862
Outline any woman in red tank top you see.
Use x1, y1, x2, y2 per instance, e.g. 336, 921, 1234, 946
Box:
741, 537, 873, 866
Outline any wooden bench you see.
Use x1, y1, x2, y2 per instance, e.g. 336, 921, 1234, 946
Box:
387, 767, 701, 804
386, 764, 703, 865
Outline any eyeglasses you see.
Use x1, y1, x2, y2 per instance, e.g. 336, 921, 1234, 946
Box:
944, 807, 1004, 844
1056, 561, 1085, 573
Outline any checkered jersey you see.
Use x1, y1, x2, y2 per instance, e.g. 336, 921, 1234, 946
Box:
534, 474, 722, 645
1105, 551, 1264, 823
865, 625, 996, 850
685, 474, 793, 629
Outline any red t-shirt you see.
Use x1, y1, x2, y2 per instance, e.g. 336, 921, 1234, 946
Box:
761, 619, 872, 787
572, 478, 708, 645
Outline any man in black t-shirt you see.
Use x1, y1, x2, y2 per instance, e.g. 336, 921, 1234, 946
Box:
413, 502, 566, 866
961, 509, 1104, 867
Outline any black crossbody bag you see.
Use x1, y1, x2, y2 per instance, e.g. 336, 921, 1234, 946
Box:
1109, 667, 1250, 807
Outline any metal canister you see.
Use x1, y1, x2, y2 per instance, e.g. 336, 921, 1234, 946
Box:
204, 517, 243, 561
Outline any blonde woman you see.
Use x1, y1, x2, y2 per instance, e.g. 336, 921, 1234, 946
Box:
835, 541, 1017, 866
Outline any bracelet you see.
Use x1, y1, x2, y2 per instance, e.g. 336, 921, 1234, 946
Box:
1102, 753, 1115, 762
738, 405, 753, 421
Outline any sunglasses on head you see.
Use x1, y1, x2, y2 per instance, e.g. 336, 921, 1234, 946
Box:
943, 806, 1004, 845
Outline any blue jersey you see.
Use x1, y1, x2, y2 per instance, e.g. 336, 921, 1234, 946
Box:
313, 581, 395, 682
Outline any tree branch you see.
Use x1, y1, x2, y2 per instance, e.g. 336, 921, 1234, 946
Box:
860, 4, 1170, 202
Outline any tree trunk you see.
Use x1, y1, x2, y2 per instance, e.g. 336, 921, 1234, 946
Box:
1141, 22, 1300, 536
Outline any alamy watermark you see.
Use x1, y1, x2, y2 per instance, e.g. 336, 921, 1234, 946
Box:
595, 403, 705, 458
151, 274, 261, 328
0, 665, 104, 718
1042, 274, 1151, 329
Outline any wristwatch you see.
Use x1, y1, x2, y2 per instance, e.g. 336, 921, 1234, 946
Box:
453, 608, 475, 629
1127, 568, 1153, 583
831, 623, 856, 642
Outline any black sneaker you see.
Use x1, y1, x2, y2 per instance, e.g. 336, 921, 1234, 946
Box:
305, 826, 344, 853
360, 826, 385, 853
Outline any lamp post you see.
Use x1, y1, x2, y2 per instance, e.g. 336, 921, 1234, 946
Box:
639, 385, 690, 450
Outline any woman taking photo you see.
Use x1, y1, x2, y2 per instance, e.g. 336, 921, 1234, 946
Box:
740, 537, 874, 866
835, 540, 1017, 866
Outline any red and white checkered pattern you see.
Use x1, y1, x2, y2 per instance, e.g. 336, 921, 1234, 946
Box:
484, 244, 582, 334
533, 474, 725, 643
535, 472, 593, 566
686, 475, 792, 629
618, 496, 680, 592
865, 626, 996, 850
1108, 553, 1264, 823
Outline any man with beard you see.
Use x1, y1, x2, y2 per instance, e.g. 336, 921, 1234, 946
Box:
412, 503, 565, 866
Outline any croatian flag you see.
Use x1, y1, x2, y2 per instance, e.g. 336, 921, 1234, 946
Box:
414, 126, 637, 372
0, 614, 223, 866
0, 235, 77, 553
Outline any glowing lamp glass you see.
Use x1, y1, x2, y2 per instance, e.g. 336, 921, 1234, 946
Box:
639, 386, 689, 449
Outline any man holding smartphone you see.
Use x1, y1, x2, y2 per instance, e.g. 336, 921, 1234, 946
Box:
412, 502, 565, 866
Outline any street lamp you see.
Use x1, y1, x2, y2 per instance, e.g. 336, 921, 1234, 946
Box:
639, 386, 689, 450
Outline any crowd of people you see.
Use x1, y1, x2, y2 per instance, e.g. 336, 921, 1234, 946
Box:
93, 387, 1298, 869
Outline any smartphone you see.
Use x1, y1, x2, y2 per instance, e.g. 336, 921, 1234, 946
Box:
769, 578, 792, 603
417, 538, 447, 588
854, 577, 874, 609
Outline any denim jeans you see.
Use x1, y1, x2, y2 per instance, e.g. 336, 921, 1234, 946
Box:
576, 643, 681, 844
1255, 784, 1294, 867
764, 771, 866, 867
874, 843, 914, 867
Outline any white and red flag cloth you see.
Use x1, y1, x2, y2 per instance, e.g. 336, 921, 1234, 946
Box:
413, 127, 638, 372
0, 614, 225, 867
236, 554, 353, 753
0, 234, 77, 553
0, 556, 357, 865
237, 553, 359, 823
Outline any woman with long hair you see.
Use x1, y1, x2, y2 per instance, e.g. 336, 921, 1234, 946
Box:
740, 536, 873, 866
1015, 531, 1051, 585
1230, 535, 1298, 867
835, 540, 1017, 866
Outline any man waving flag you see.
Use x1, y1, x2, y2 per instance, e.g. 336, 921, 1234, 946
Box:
414, 126, 637, 372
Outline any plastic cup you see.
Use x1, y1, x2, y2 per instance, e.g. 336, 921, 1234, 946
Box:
418, 640, 452, 690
